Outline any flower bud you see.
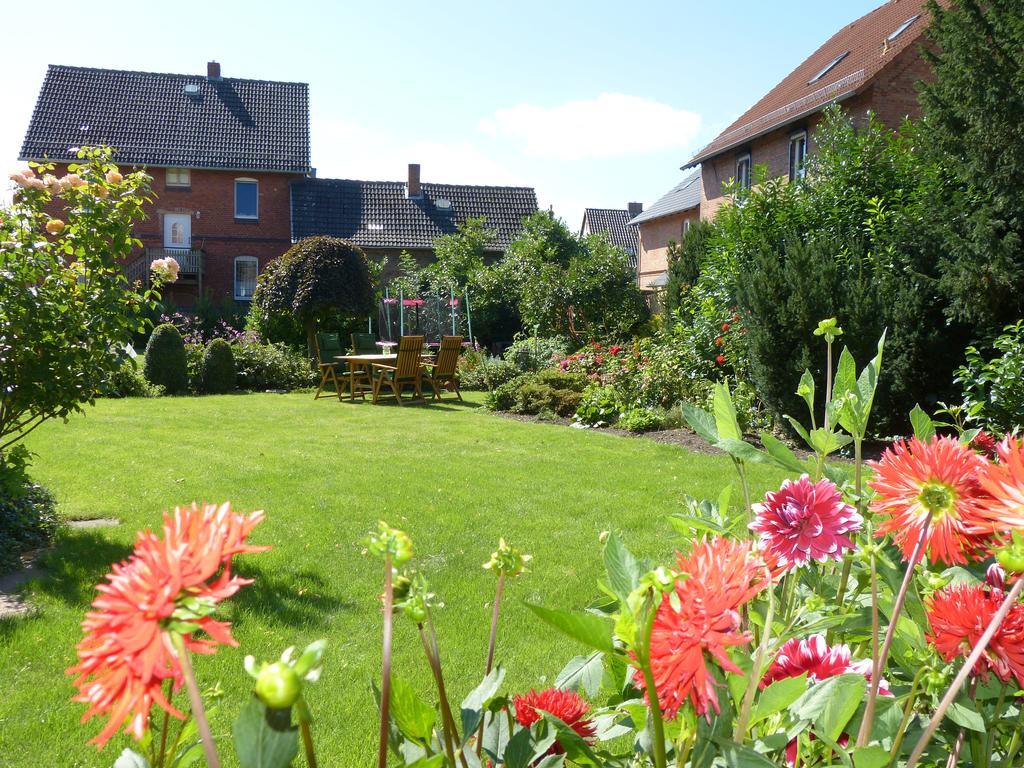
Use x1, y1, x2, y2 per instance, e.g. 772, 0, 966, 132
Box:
254, 662, 302, 709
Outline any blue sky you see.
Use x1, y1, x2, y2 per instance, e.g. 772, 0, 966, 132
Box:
3, 0, 882, 224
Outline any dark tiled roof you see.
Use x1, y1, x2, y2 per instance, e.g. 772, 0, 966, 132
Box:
290, 178, 538, 251
629, 169, 701, 225
580, 209, 639, 262
687, 0, 929, 165
20, 64, 310, 173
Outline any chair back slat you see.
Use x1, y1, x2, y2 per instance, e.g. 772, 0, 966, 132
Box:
351, 332, 377, 355
396, 336, 424, 379
316, 332, 343, 364
433, 336, 464, 377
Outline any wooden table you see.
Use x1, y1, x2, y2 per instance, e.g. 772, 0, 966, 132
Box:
335, 354, 396, 401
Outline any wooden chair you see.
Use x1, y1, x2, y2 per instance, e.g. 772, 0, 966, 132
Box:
371, 335, 425, 405
422, 335, 464, 401
315, 332, 368, 401
351, 332, 377, 355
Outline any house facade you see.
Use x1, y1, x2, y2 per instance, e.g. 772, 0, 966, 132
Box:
578, 204, 642, 270
687, 0, 933, 219
627, 170, 701, 291
20, 62, 311, 308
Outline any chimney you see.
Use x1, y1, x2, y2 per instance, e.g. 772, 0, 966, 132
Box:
628, 201, 643, 217
407, 163, 421, 197
207, 61, 221, 79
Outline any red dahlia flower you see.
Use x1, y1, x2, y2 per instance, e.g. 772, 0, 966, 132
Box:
750, 475, 861, 570
971, 430, 999, 459
870, 436, 993, 565
927, 582, 1024, 686
513, 688, 595, 754
642, 537, 768, 718
979, 437, 1024, 533
67, 502, 268, 746
715, 355, 725, 366
722, 322, 731, 332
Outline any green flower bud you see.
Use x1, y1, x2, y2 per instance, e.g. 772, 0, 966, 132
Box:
483, 538, 532, 577
255, 662, 302, 709
996, 531, 1024, 574
364, 521, 413, 564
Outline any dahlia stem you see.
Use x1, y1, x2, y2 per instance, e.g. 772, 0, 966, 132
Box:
426, 614, 468, 768
300, 718, 318, 768
735, 569, 775, 744
945, 678, 977, 768
638, 598, 668, 768
378, 555, 394, 768
735, 459, 753, 522
887, 664, 926, 764
418, 623, 458, 767
907, 578, 1024, 767
985, 684, 1007, 759
156, 679, 171, 768
477, 572, 505, 756
1002, 704, 1024, 766
858, 513, 932, 746
824, 340, 833, 431
169, 632, 221, 768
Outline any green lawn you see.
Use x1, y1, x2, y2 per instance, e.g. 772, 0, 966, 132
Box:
0, 392, 787, 766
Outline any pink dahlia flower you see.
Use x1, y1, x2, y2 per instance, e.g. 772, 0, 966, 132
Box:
750, 475, 862, 570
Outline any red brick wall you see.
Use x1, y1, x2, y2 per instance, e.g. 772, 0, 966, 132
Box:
636, 209, 700, 289
700, 44, 931, 219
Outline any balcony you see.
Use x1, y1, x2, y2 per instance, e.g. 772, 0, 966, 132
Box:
125, 248, 204, 286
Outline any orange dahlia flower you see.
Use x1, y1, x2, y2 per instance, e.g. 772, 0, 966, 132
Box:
870, 436, 993, 565
67, 502, 267, 747
927, 582, 1024, 686
979, 437, 1024, 532
642, 537, 768, 718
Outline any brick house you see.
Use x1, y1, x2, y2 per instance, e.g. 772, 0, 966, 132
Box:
578, 205, 642, 271
686, 0, 933, 219
627, 169, 701, 291
289, 163, 538, 274
19, 62, 311, 307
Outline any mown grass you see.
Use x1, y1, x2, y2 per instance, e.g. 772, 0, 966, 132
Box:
0, 392, 787, 766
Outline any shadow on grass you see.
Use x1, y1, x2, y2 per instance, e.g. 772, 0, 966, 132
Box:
346, 397, 483, 412
230, 563, 353, 630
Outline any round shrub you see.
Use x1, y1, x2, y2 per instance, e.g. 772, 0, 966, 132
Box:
202, 338, 236, 394
144, 323, 188, 394
102, 359, 163, 398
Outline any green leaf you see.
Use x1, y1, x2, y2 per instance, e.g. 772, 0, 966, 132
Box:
232, 696, 299, 768
603, 531, 641, 605
808, 427, 853, 456
555, 653, 604, 698
526, 603, 614, 652
760, 432, 808, 474
785, 416, 812, 447
503, 726, 539, 768
460, 666, 505, 740
713, 381, 742, 442
790, 673, 866, 742
797, 369, 816, 419
540, 712, 601, 764
752, 673, 808, 725
947, 700, 986, 732
390, 676, 437, 743
712, 738, 779, 768
715, 437, 768, 463
909, 404, 936, 442
853, 745, 890, 768
406, 757, 445, 768
831, 347, 857, 406
682, 402, 718, 445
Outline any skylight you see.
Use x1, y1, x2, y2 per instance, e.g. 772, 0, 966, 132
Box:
888, 14, 921, 42
808, 51, 849, 84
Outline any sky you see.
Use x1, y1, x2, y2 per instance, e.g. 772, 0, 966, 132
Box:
2, 0, 884, 226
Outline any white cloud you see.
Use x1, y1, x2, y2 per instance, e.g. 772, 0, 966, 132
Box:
478, 93, 702, 161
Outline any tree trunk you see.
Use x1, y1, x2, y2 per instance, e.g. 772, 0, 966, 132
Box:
305, 318, 318, 363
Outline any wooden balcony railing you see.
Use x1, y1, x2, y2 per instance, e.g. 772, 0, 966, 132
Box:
124, 248, 204, 285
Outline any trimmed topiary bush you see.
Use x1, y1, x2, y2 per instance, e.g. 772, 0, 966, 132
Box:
143, 323, 188, 394
202, 339, 236, 394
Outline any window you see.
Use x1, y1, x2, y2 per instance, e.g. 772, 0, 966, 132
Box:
234, 256, 258, 300
888, 14, 921, 42
234, 179, 258, 219
163, 213, 191, 249
808, 51, 849, 84
735, 153, 752, 190
789, 132, 808, 181
682, 219, 691, 238
166, 168, 190, 187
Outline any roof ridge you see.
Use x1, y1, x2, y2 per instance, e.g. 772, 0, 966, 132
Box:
305, 177, 536, 192
45, 63, 309, 88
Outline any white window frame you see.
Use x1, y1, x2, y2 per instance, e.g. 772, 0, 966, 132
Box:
234, 255, 259, 301
682, 218, 691, 238
234, 178, 259, 220
789, 131, 808, 181
735, 153, 752, 191
166, 168, 190, 187
163, 213, 191, 249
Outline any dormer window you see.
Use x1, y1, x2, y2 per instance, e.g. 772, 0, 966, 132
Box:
234, 178, 258, 219
888, 15, 921, 42
166, 168, 190, 187
735, 153, 752, 190
808, 51, 849, 84
789, 132, 808, 181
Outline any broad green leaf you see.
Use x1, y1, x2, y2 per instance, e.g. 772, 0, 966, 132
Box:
503, 726, 539, 768
603, 531, 641, 605
555, 652, 604, 697
808, 427, 853, 456
406, 757, 445, 768
712, 738, 778, 767
853, 744, 890, 768
752, 673, 808, 725
947, 700, 986, 732
715, 437, 768, 463
232, 696, 299, 768
526, 603, 614, 652
760, 432, 808, 474
785, 415, 812, 447
540, 712, 601, 764
713, 381, 742, 441
461, 666, 505, 740
797, 369, 816, 419
682, 402, 718, 444
909, 404, 936, 442
790, 673, 866, 742
534, 756, 566, 768
831, 347, 857, 407
390, 676, 436, 743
